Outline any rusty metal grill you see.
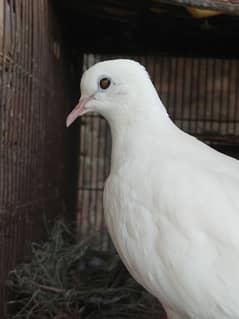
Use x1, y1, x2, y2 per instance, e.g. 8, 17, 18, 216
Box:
76, 53, 239, 245
0, 0, 75, 315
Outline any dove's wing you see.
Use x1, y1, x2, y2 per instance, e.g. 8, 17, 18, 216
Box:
148, 137, 239, 318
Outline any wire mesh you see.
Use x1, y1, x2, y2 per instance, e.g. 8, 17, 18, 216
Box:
76, 53, 239, 247
0, 0, 74, 315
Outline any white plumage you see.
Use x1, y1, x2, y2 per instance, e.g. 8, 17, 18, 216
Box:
66, 59, 239, 319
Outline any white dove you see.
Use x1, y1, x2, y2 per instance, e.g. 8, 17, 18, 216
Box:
66, 59, 239, 319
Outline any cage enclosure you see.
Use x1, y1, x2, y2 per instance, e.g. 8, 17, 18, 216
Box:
1, 0, 239, 317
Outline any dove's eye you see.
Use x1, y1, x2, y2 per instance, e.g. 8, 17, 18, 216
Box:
99, 77, 111, 90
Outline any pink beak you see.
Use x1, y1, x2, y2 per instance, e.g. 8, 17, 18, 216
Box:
66, 96, 92, 127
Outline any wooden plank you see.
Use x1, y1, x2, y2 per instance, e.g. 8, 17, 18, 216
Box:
159, 0, 239, 15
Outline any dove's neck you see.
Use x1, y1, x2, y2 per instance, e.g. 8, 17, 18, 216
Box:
108, 99, 178, 173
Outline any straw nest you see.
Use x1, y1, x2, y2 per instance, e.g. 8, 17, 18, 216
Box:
7, 220, 165, 319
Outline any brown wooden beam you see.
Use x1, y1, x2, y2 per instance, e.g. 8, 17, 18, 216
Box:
159, 0, 239, 15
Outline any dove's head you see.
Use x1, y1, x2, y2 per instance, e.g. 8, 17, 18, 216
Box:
66, 59, 167, 128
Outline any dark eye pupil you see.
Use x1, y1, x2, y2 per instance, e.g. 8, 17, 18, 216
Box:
100, 78, 111, 89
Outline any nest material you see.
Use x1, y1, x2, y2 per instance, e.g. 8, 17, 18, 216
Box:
7, 220, 165, 319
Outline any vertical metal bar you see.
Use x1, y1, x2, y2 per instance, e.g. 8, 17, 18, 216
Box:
173, 56, 179, 124
187, 57, 194, 133
6, 0, 15, 209
167, 56, 174, 117
180, 56, 187, 131
38, 0, 44, 205
207, 58, 213, 134
225, 59, 232, 136
195, 57, 201, 135
176, 56, 182, 128
211, 59, 220, 134
24, 0, 32, 204
1, 0, 10, 210
11, 0, 24, 266
101, 117, 110, 248
218, 59, 225, 135
233, 60, 239, 136
210, 58, 217, 134
89, 112, 96, 234
201, 58, 208, 132
95, 116, 102, 232
19, 0, 28, 206
152, 54, 157, 87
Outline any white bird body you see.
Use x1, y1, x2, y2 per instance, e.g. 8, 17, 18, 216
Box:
66, 59, 239, 319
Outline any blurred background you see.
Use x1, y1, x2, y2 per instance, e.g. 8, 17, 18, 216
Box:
1, 0, 239, 316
